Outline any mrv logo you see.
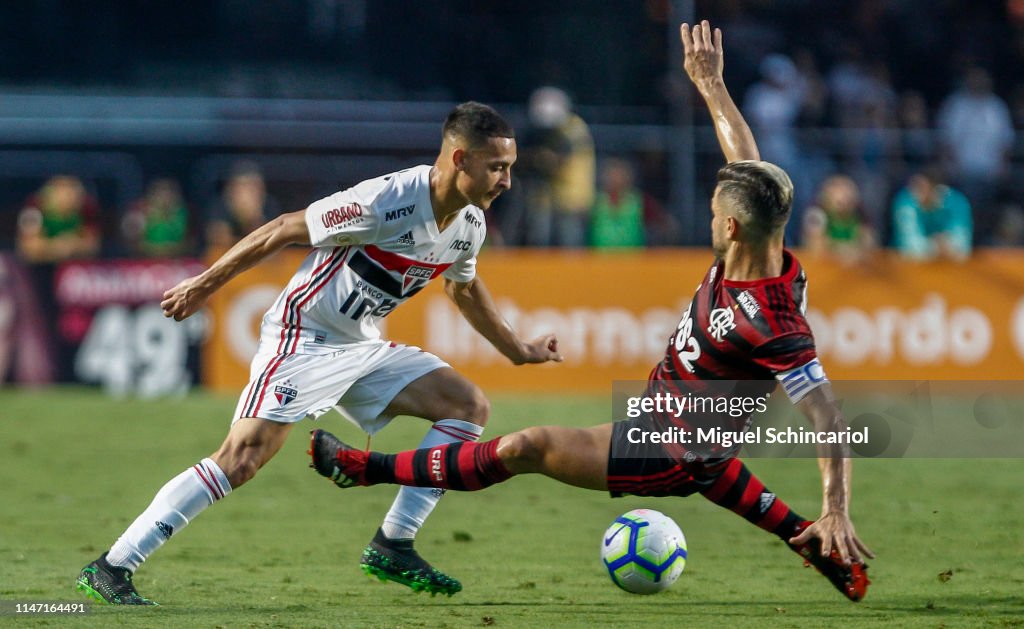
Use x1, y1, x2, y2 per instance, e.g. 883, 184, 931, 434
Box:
384, 204, 416, 222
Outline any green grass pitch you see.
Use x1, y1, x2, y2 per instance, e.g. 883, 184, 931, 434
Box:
1, 388, 1022, 628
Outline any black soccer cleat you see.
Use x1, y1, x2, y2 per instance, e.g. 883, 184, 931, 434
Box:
76, 553, 158, 606
788, 521, 870, 602
360, 528, 462, 597
309, 429, 367, 488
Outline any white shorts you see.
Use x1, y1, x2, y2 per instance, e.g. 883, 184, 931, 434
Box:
232, 339, 448, 434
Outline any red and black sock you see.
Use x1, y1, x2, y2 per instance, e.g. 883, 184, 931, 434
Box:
365, 438, 512, 491
699, 458, 805, 539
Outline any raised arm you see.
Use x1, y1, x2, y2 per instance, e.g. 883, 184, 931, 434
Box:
161, 210, 310, 321
790, 383, 874, 565
680, 20, 760, 163
445, 277, 562, 365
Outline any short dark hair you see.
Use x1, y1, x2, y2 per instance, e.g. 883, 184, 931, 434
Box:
716, 160, 794, 241
442, 101, 515, 148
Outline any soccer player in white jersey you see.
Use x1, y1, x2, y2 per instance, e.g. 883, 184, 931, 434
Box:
77, 102, 562, 604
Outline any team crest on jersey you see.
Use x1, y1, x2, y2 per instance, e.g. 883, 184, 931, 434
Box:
274, 381, 298, 406
402, 265, 433, 295
707, 307, 737, 342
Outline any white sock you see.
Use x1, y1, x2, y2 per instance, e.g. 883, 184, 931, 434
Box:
106, 458, 231, 572
380, 419, 483, 540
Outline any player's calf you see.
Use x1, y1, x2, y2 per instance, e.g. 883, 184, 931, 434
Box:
309, 429, 512, 491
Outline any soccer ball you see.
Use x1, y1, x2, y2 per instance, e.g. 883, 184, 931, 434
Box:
601, 509, 687, 594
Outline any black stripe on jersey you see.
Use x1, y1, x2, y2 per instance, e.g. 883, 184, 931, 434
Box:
443, 440, 464, 489
764, 284, 783, 333
781, 284, 800, 334
243, 247, 346, 417
347, 249, 430, 299
348, 249, 405, 297
751, 334, 816, 361
714, 461, 753, 510
411, 447, 433, 487
699, 340, 760, 378
768, 284, 794, 334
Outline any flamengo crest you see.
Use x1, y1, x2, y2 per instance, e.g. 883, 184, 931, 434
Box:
707, 307, 736, 342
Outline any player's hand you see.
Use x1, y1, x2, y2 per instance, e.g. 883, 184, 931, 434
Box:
160, 275, 212, 321
789, 511, 875, 566
515, 334, 563, 365
680, 20, 724, 90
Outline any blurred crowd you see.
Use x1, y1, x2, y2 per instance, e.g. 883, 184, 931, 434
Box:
13, 162, 281, 265
9, 74, 1023, 267
9, 1, 1024, 263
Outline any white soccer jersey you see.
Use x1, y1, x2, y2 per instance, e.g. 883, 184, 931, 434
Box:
260, 165, 486, 348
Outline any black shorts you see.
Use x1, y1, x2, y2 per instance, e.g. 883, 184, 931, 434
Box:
607, 416, 731, 498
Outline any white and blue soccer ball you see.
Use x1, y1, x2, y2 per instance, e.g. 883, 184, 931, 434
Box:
601, 509, 687, 594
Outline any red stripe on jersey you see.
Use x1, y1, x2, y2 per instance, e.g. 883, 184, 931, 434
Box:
363, 244, 453, 278
736, 472, 764, 513
252, 248, 351, 416
193, 465, 222, 500
240, 248, 343, 415
770, 284, 794, 333
456, 439, 483, 490
700, 458, 742, 502
393, 450, 417, 486
276, 248, 344, 354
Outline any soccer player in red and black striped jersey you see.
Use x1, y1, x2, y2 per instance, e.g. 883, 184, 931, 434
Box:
311, 20, 875, 602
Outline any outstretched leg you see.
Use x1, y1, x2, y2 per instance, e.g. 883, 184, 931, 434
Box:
311, 423, 612, 491
699, 458, 869, 601
77, 418, 292, 605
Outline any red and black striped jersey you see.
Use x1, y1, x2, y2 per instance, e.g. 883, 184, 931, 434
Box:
646, 250, 820, 437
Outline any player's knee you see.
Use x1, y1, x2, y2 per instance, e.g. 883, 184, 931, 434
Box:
497, 428, 548, 471
212, 445, 263, 488
449, 383, 491, 426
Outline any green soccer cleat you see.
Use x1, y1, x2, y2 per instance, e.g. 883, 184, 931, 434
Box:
76, 553, 158, 606
359, 528, 462, 597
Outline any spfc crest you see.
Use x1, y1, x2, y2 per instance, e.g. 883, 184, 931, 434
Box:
402, 265, 433, 296
274, 382, 298, 406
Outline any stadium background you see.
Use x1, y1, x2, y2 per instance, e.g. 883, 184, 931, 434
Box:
1, 2, 1023, 627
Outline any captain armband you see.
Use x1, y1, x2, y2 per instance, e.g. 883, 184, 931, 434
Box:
776, 358, 828, 404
